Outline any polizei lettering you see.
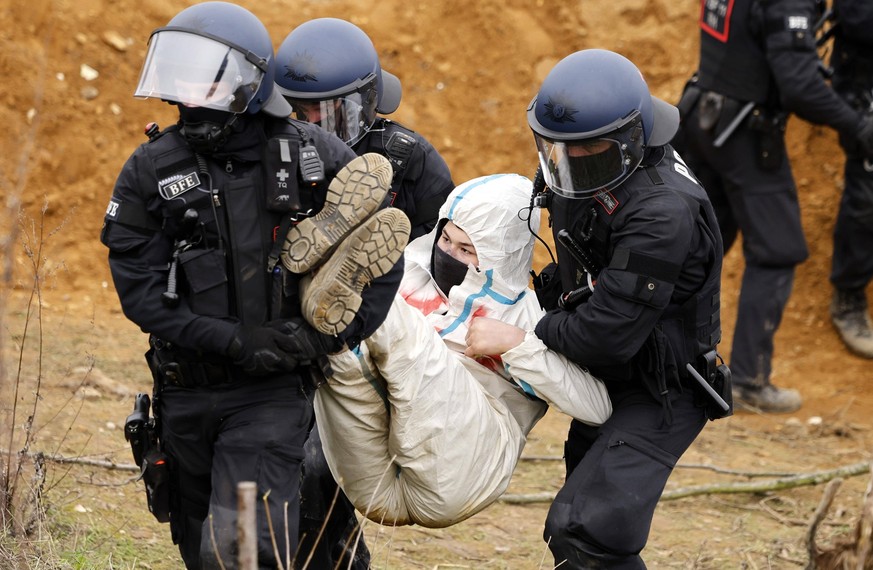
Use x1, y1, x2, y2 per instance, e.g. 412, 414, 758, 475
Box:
159, 172, 201, 200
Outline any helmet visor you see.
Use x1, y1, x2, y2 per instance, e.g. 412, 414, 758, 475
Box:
135, 31, 264, 114
286, 75, 378, 145
535, 122, 644, 199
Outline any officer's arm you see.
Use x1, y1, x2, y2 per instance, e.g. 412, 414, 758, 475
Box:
405, 137, 455, 240
102, 152, 237, 354
764, 0, 861, 134
535, 192, 693, 367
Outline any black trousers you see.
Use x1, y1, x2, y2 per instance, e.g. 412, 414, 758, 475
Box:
678, 111, 808, 386
159, 375, 311, 569
544, 385, 707, 569
831, 155, 873, 291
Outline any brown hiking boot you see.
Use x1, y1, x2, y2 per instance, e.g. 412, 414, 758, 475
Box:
302, 208, 411, 336
281, 153, 394, 274
831, 288, 873, 359
732, 384, 802, 414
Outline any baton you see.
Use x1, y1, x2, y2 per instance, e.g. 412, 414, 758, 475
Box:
685, 363, 731, 413
713, 101, 755, 148
557, 229, 601, 278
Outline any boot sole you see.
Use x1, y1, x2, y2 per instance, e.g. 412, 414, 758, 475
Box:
281, 153, 394, 273
304, 208, 411, 336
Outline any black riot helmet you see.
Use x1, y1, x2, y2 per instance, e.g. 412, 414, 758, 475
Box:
274, 18, 402, 146
134, 1, 291, 151
527, 49, 680, 199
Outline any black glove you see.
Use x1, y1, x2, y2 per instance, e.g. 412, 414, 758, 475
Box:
265, 318, 343, 362
856, 115, 873, 159
226, 325, 299, 376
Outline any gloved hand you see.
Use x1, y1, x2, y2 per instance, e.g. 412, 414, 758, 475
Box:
265, 318, 344, 362
226, 325, 299, 376
856, 115, 873, 159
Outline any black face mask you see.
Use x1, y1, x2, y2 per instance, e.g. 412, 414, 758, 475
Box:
177, 106, 238, 154
567, 149, 622, 191
432, 241, 470, 296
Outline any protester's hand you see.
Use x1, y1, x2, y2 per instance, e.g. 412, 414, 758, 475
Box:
265, 318, 343, 361
226, 325, 299, 376
856, 115, 873, 159
464, 317, 526, 358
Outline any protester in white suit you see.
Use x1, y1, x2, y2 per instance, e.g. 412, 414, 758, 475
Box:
314, 173, 612, 528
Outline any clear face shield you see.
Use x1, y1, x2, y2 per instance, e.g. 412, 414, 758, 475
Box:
135, 30, 265, 114
287, 74, 378, 146
534, 111, 645, 199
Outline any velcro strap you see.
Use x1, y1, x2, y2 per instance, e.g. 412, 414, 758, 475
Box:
610, 247, 682, 283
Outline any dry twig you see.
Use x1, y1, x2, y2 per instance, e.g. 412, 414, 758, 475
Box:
501, 461, 873, 504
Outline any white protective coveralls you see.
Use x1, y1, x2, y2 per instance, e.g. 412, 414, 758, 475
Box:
314, 174, 612, 528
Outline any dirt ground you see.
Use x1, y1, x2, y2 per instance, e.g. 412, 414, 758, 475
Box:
3, 0, 873, 568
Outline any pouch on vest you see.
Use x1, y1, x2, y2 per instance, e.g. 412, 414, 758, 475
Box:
532, 262, 564, 311
178, 248, 229, 316
755, 128, 784, 171
747, 109, 786, 171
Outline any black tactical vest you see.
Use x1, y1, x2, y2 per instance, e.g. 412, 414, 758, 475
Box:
550, 152, 723, 389
697, 0, 772, 103
142, 126, 318, 325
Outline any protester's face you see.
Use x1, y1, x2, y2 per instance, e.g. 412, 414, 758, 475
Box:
437, 221, 479, 267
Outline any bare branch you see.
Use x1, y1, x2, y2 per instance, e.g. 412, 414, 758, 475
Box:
500, 461, 873, 505
0, 449, 138, 472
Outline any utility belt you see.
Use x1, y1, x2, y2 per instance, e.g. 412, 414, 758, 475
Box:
146, 336, 240, 389
591, 336, 732, 423
698, 91, 785, 136
693, 89, 786, 171
678, 79, 786, 143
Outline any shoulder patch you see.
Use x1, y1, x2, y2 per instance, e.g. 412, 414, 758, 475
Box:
785, 15, 809, 31
701, 0, 734, 43
594, 190, 620, 214
105, 198, 121, 219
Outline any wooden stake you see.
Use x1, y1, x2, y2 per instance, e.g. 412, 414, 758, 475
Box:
238, 481, 257, 570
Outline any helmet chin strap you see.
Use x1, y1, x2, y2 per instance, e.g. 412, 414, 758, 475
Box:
177, 105, 240, 154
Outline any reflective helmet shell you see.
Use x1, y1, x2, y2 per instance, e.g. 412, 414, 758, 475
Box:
136, 1, 290, 117
530, 50, 655, 144
527, 49, 679, 199
275, 18, 401, 116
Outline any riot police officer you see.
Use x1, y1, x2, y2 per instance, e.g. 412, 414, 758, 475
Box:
275, 18, 455, 240
674, 0, 873, 412
528, 49, 728, 569
101, 3, 404, 568
273, 18, 455, 569
828, 0, 873, 357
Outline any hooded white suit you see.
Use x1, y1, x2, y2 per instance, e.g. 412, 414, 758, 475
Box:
314, 174, 611, 528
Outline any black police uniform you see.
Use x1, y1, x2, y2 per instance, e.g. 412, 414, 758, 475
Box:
830, 0, 873, 294
674, 0, 865, 393
356, 117, 454, 240
102, 114, 401, 569
295, 116, 453, 570
535, 146, 723, 568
